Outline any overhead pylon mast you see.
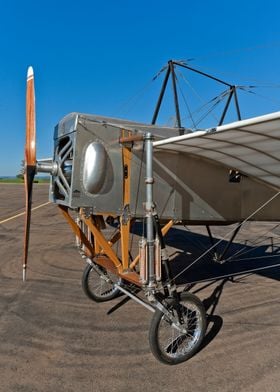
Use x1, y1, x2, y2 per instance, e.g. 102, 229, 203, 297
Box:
151, 59, 242, 131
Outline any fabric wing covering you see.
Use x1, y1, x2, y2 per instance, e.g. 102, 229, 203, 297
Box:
153, 111, 280, 190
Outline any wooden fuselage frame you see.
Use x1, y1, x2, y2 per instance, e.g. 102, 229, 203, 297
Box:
57, 132, 173, 287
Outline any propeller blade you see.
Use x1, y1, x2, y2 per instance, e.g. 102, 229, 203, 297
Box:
23, 166, 36, 281
26, 66, 36, 166
23, 66, 37, 281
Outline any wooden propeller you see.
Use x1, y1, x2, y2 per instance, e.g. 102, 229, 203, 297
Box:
23, 66, 37, 281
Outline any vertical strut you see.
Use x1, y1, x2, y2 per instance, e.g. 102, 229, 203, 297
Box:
169, 60, 183, 132
151, 64, 171, 125
233, 87, 241, 120
217, 223, 242, 262
145, 133, 156, 286
121, 129, 132, 270
218, 87, 234, 126
152, 60, 241, 132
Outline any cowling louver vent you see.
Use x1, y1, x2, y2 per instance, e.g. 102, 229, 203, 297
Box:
53, 137, 73, 200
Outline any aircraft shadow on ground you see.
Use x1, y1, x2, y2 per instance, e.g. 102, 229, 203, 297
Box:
163, 227, 280, 284
162, 228, 279, 352
128, 222, 280, 284
112, 222, 280, 350
163, 226, 280, 351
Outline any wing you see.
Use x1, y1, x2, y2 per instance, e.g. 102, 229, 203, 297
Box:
154, 111, 280, 191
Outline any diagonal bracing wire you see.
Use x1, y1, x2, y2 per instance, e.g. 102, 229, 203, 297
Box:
169, 190, 280, 283
184, 262, 280, 286
239, 86, 280, 107
195, 90, 230, 127
175, 73, 197, 129
177, 70, 220, 125
223, 223, 280, 262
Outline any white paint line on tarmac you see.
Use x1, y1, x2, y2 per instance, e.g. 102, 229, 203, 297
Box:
0, 201, 51, 225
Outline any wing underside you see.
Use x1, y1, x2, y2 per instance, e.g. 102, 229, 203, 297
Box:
153, 111, 280, 191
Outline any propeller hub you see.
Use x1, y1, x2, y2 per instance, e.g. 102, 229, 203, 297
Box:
36, 161, 58, 176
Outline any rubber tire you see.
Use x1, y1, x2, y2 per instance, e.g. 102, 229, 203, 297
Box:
149, 292, 206, 365
82, 263, 121, 303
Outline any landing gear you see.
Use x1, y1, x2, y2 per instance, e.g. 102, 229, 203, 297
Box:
73, 133, 207, 364
149, 292, 206, 365
82, 262, 121, 302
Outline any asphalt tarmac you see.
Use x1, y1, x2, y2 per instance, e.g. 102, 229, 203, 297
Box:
1, 183, 280, 392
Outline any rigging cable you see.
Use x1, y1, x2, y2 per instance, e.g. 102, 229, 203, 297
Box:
195, 89, 230, 126
179, 41, 280, 63
184, 261, 280, 286
113, 75, 159, 118
167, 189, 280, 284
223, 223, 280, 262
175, 71, 197, 128
201, 221, 280, 263
238, 86, 280, 107
177, 70, 220, 125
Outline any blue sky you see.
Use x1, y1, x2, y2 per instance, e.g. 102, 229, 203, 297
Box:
1, 0, 280, 175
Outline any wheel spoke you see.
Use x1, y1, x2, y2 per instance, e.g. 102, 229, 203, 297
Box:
149, 293, 206, 364
82, 262, 122, 302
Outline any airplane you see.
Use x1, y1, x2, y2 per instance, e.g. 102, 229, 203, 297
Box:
23, 60, 280, 365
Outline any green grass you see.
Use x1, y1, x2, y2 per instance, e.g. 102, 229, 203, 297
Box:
0, 177, 50, 184
0, 178, 23, 183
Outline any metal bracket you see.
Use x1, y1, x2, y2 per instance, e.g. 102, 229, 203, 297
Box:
229, 169, 242, 183
207, 223, 242, 264
82, 207, 94, 219
123, 164, 129, 179
121, 204, 131, 225
145, 292, 187, 333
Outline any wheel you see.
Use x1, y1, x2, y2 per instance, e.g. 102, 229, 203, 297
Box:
149, 292, 206, 365
82, 262, 121, 302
